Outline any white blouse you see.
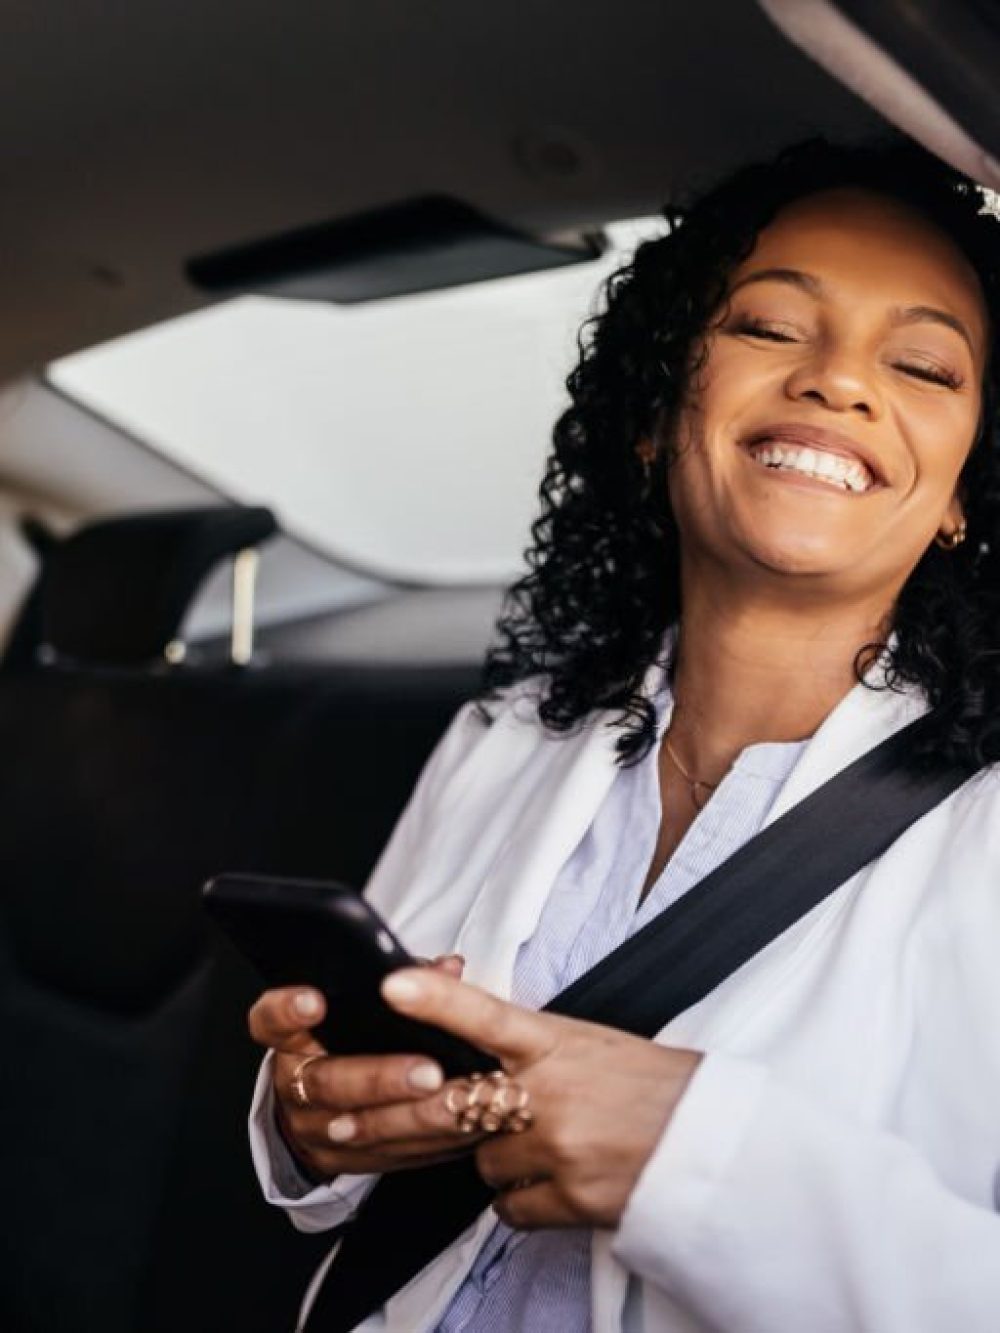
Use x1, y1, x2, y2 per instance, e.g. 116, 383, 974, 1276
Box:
251, 663, 1000, 1332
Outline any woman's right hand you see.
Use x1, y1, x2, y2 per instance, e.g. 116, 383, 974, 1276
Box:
247, 955, 475, 1181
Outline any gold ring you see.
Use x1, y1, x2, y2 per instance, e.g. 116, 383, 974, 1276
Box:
446, 1070, 532, 1136
456, 1074, 493, 1133
289, 1053, 325, 1109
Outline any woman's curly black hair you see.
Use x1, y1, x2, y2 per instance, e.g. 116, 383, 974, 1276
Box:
480, 136, 1000, 767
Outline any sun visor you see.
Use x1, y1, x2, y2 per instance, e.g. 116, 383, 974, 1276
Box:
757, 0, 1000, 190
187, 195, 606, 303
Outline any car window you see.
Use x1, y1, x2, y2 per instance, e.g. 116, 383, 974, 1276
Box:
49, 219, 664, 584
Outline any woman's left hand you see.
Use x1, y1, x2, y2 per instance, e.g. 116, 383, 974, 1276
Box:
380, 966, 703, 1230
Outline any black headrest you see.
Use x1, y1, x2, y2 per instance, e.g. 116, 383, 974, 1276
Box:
36, 506, 277, 666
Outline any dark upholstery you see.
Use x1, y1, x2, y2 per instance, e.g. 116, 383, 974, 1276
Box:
0, 660, 479, 1333
1, 517, 58, 674
35, 507, 277, 665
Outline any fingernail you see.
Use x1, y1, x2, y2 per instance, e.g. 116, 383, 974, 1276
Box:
327, 1115, 356, 1142
294, 991, 322, 1018
383, 973, 422, 1003
408, 1063, 443, 1092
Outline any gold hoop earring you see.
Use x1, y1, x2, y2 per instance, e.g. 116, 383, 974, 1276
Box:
935, 520, 968, 551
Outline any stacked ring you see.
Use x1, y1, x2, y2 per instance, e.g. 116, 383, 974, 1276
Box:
444, 1070, 533, 1135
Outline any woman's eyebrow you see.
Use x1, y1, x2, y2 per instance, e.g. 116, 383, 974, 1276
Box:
729, 268, 976, 356
889, 305, 975, 356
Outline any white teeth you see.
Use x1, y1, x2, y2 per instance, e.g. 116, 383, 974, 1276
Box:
746, 440, 871, 493
796, 447, 818, 475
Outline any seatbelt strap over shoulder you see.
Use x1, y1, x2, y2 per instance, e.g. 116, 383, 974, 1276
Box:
303, 711, 975, 1333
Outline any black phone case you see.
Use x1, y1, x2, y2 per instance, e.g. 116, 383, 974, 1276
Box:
202, 872, 495, 1078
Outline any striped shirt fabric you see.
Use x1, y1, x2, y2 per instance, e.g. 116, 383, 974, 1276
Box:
434, 675, 804, 1332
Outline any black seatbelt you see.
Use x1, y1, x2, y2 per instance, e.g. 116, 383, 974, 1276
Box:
302, 712, 975, 1333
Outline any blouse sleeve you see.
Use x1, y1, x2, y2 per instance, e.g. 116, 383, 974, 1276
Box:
248, 1050, 378, 1233
359, 697, 490, 917
613, 1050, 1000, 1331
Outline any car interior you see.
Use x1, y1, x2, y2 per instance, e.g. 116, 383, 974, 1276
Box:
0, 3, 995, 1331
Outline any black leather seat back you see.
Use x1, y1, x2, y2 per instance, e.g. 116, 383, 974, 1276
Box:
0, 661, 478, 1333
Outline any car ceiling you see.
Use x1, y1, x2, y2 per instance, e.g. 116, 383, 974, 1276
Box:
0, 0, 886, 385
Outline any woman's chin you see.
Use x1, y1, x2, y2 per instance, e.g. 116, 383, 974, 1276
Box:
740, 533, 855, 580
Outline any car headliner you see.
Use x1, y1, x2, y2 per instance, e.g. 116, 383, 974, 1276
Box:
0, 0, 884, 384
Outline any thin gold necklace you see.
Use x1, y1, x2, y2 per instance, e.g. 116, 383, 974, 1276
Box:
664, 734, 718, 810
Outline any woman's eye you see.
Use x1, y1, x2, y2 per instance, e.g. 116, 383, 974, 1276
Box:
895, 360, 963, 390
731, 317, 800, 343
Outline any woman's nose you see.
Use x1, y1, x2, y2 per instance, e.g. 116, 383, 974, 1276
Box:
783, 346, 882, 422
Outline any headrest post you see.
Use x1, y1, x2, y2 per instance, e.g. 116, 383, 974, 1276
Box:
231, 547, 259, 666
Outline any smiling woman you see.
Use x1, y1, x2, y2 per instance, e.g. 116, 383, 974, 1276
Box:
483, 137, 1000, 771
246, 138, 1000, 1333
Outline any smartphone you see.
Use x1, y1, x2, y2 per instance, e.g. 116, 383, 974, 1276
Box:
202, 871, 495, 1078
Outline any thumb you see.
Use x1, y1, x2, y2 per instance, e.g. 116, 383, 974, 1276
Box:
432, 953, 465, 978
416, 953, 466, 977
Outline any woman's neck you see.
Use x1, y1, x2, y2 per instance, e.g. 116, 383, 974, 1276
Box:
667, 584, 892, 784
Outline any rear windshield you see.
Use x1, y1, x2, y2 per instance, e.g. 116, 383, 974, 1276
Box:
50, 219, 664, 583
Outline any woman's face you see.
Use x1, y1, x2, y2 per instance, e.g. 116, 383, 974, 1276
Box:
665, 187, 989, 604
